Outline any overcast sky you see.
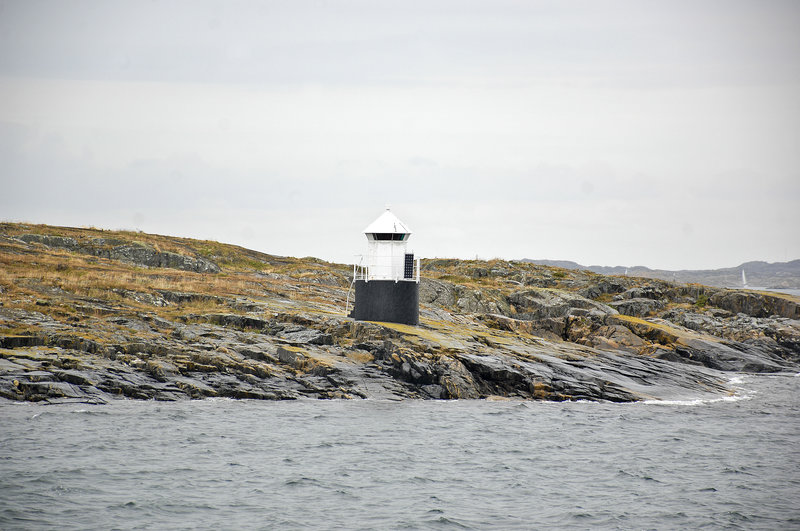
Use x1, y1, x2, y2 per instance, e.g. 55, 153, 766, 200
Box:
1, 0, 798, 270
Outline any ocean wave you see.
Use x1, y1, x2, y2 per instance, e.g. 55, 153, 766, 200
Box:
642, 393, 753, 406
3, 381, 799, 529
642, 372, 774, 406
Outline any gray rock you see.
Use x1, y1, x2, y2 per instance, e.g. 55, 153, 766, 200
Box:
710, 290, 800, 319
106, 245, 220, 273
609, 297, 666, 317
616, 286, 665, 300
420, 278, 509, 315
508, 289, 617, 320
192, 313, 269, 330
657, 338, 791, 373
419, 278, 457, 308
579, 279, 630, 300
18, 234, 79, 250
277, 345, 305, 367
278, 329, 333, 345
18, 233, 220, 274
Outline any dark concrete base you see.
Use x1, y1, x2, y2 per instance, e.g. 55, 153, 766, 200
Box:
352, 280, 419, 325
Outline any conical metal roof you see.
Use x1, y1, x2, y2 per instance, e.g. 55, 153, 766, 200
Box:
362, 208, 412, 235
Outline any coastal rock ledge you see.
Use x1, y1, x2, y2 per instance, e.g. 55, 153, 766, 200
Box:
1, 223, 798, 404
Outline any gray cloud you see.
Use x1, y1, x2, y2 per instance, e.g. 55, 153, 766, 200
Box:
1, 0, 798, 269
3, 1, 798, 86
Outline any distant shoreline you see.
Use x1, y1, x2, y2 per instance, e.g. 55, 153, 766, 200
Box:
523, 258, 800, 291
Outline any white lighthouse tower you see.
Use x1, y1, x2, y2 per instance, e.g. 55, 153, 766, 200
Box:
349, 207, 420, 325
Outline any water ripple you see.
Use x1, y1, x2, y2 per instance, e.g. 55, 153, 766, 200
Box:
0, 374, 797, 529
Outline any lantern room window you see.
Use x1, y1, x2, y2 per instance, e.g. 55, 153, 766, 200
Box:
371, 233, 405, 241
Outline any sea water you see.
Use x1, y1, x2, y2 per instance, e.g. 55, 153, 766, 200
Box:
1, 374, 798, 530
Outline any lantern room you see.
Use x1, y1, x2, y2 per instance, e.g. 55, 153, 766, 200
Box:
362, 208, 416, 281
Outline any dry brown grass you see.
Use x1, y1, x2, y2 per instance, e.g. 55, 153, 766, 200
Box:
0, 224, 353, 327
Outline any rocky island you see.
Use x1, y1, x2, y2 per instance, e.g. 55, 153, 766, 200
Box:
1, 222, 798, 404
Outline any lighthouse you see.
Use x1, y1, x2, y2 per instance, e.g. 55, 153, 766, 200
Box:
349, 208, 420, 325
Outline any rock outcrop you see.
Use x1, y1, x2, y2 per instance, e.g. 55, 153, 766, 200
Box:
1, 223, 798, 405
17, 233, 220, 273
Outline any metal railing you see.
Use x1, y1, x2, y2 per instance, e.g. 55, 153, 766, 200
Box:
352, 257, 420, 283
